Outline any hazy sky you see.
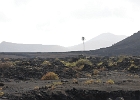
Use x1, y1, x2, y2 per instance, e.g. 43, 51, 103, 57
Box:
0, 0, 140, 47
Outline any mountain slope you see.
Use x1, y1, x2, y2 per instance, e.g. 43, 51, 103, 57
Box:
0, 41, 67, 52
88, 31, 140, 56
68, 33, 127, 51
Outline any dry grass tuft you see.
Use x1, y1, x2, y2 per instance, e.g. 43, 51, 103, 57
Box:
84, 79, 94, 84
106, 79, 114, 84
0, 92, 4, 97
72, 78, 78, 84
0, 61, 14, 68
34, 86, 39, 90
41, 61, 51, 66
41, 72, 59, 80
93, 69, 100, 75
94, 79, 101, 84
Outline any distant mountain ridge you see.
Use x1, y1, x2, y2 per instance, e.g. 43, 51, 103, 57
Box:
0, 33, 127, 52
0, 41, 67, 52
68, 33, 127, 51
88, 31, 140, 56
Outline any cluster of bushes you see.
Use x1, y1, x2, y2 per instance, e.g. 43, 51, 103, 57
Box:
0, 61, 14, 68
1, 56, 140, 81
61, 58, 92, 67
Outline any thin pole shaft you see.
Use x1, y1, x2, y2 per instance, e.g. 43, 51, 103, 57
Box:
83, 40, 85, 51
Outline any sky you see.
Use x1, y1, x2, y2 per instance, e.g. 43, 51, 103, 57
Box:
0, 0, 140, 47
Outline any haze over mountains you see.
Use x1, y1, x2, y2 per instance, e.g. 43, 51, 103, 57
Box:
69, 33, 127, 51
0, 33, 127, 52
0, 42, 67, 52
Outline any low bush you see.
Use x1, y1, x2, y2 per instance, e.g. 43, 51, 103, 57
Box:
72, 78, 78, 84
0, 92, 4, 97
41, 61, 51, 66
41, 72, 59, 80
0, 61, 14, 68
75, 59, 92, 66
97, 62, 103, 66
106, 79, 114, 84
86, 73, 92, 78
61, 61, 76, 67
94, 79, 101, 84
93, 69, 99, 75
61, 58, 92, 68
84, 79, 94, 84
127, 64, 139, 71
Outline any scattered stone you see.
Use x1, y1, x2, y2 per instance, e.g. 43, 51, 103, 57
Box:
115, 97, 124, 100
0, 83, 4, 86
2, 96, 8, 99
61, 79, 68, 82
107, 98, 112, 100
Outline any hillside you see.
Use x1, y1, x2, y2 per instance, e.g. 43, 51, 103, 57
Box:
68, 33, 127, 51
88, 31, 140, 56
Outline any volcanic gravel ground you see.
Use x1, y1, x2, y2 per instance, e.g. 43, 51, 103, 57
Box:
0, 56, 140, 100
0, 71, 140, 100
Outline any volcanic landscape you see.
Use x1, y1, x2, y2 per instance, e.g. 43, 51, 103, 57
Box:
0, 31, 140, 100
0, 54, 140, 100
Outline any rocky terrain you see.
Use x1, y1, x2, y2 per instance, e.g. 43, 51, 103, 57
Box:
0, 55, 140, 100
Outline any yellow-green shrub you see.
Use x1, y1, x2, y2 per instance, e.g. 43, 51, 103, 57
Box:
84, 79, 94, 84
41, 72, 59, 80
0, 61, 14, 68
61, 61, 76, 67
127, 64, 139, 71
106, 79, 114, 84
93, 69, 99, 75
0, 92, 4, 97
41, 61, 51, 66
75, 59, 92, 66
61, 58, 92, 68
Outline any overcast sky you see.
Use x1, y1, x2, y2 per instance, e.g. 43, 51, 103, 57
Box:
0, 0, 140, 47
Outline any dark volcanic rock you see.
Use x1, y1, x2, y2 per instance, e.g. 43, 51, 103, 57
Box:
0, 82, 4, 86
82, 64, 93, 72
1, 56, 140, 100
6, 89, 140, 100
115, 97, 124, 100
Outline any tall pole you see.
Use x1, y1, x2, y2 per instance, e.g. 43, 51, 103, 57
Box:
82, 37, 85, 51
